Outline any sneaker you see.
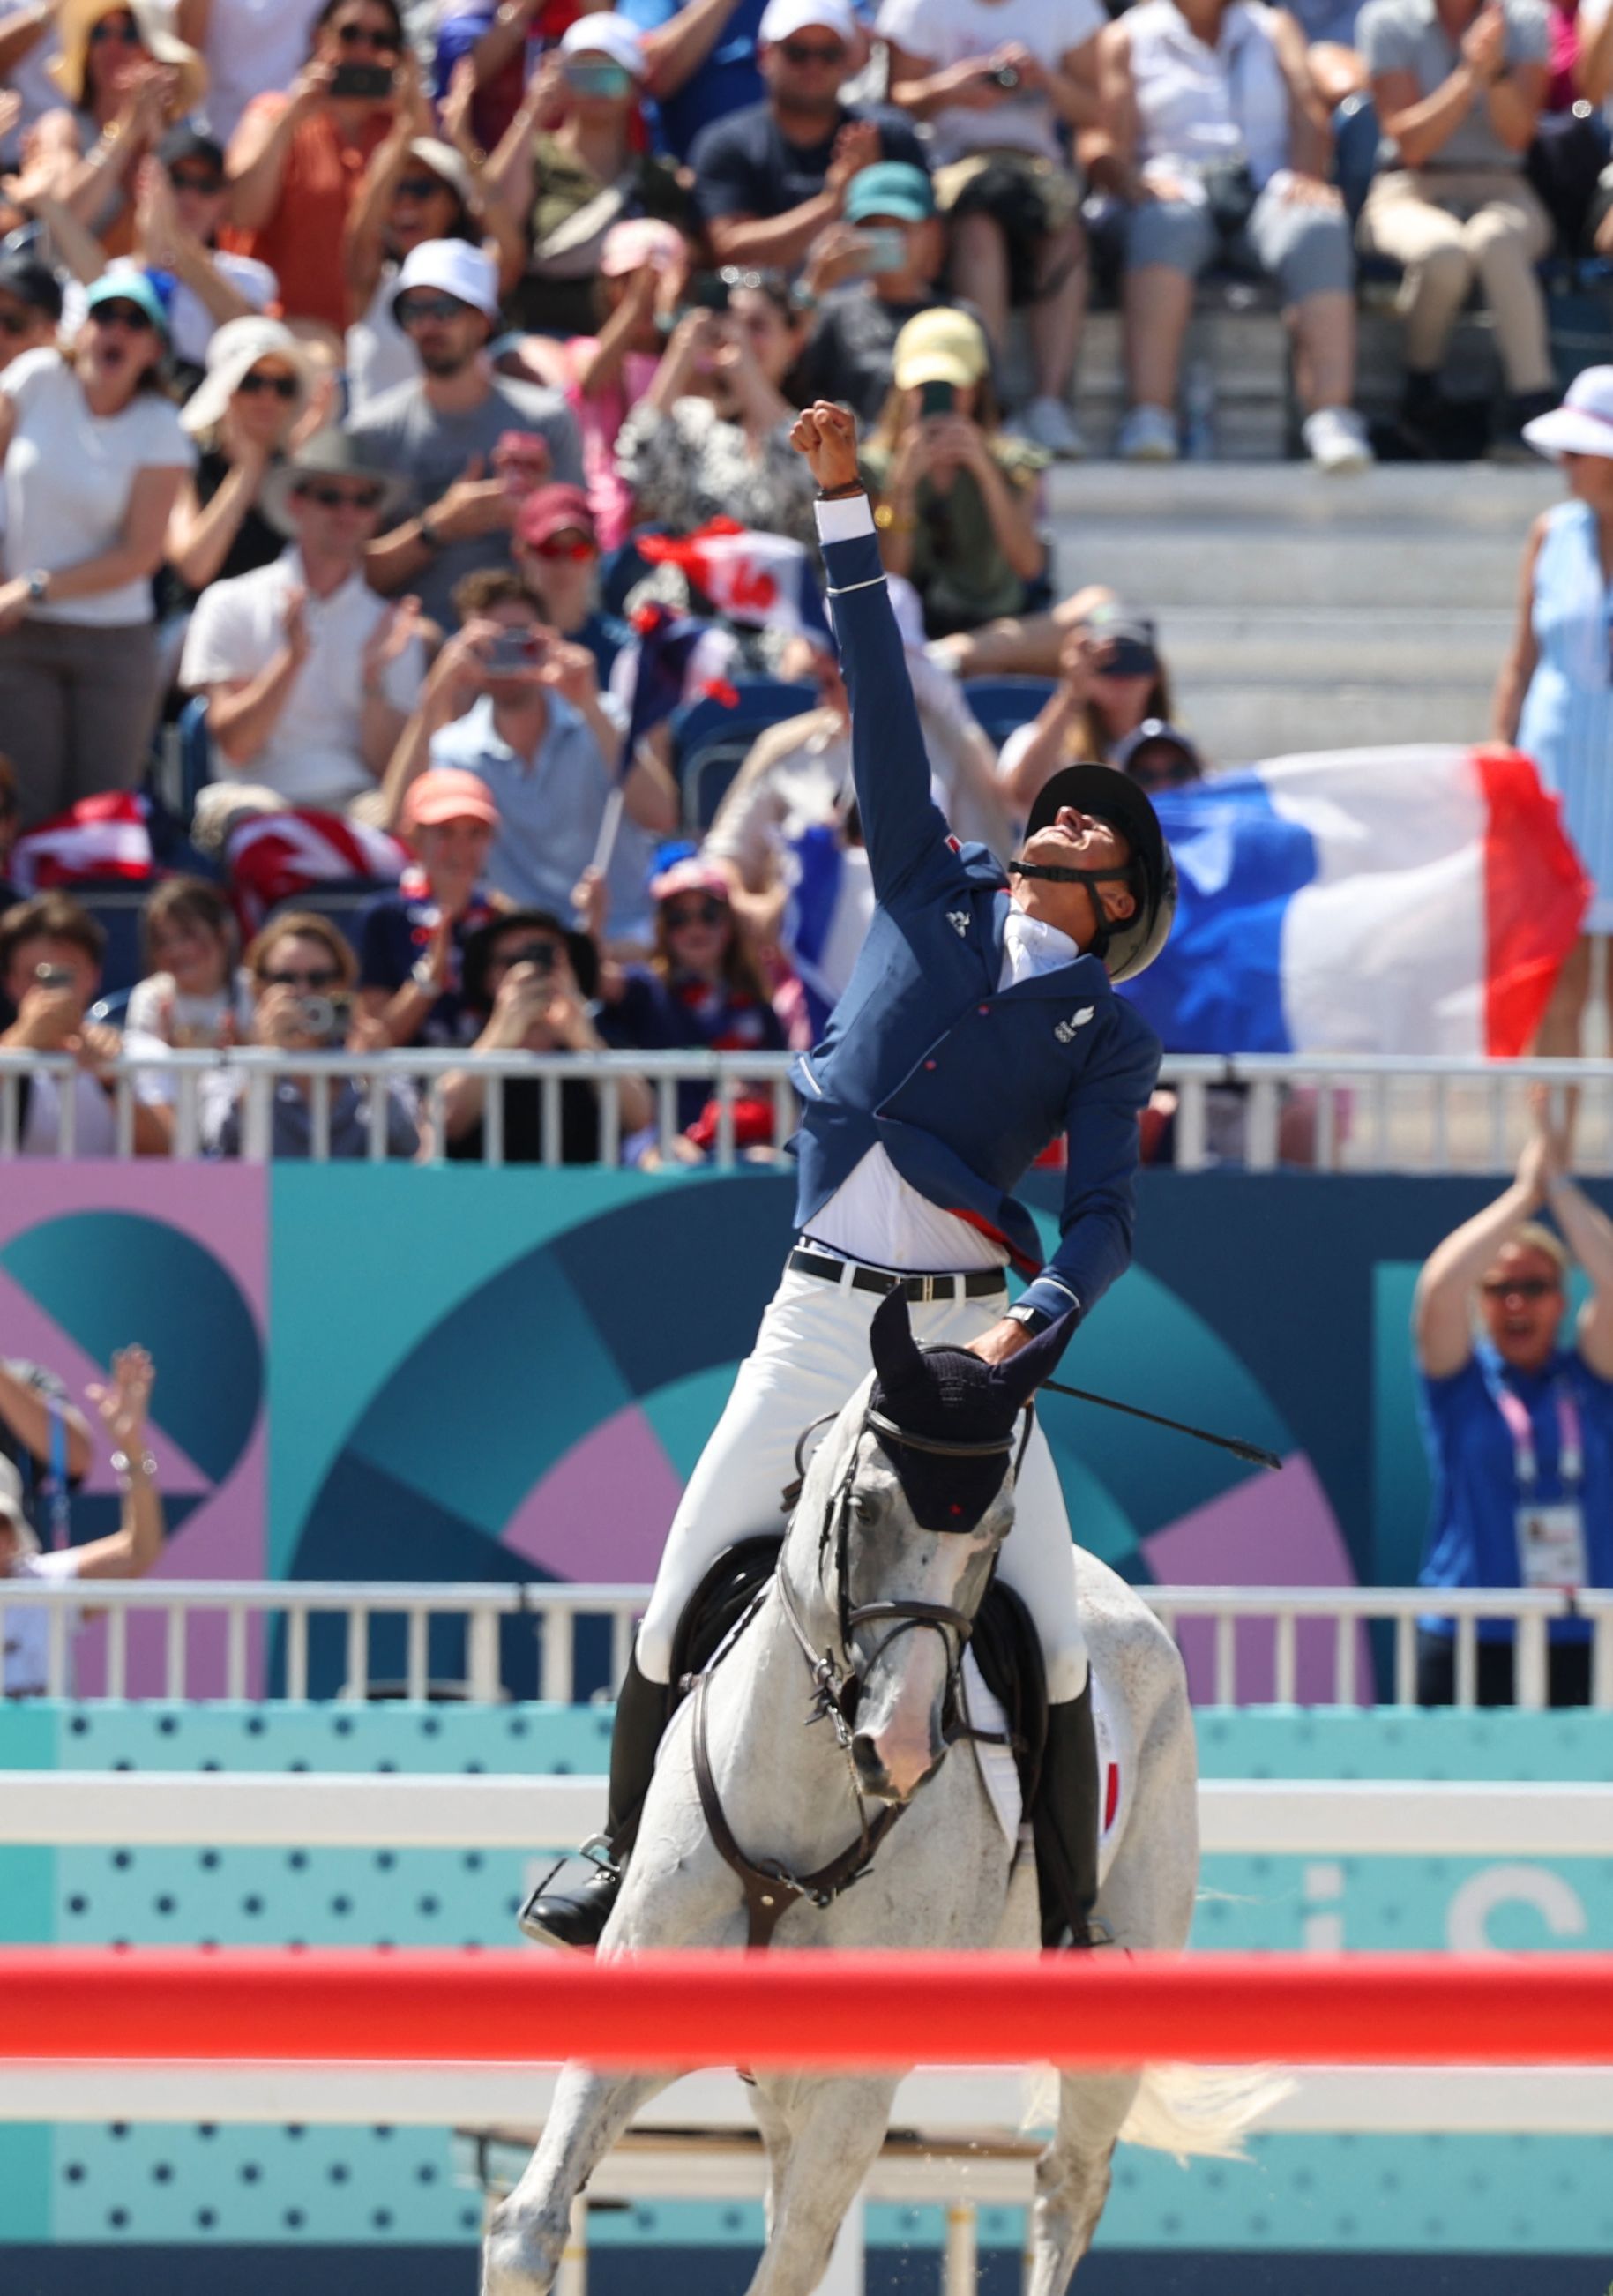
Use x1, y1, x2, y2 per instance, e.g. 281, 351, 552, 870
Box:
1116, 406, 1178, 462
1302, 406, 1374, 475
1010, 395, 1087, 459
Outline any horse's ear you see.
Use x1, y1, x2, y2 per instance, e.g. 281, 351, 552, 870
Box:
989, 1311, 1079, 1409
870, 1283, 923, 1387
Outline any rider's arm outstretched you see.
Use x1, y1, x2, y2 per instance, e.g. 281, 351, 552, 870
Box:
792, 403, 954, 903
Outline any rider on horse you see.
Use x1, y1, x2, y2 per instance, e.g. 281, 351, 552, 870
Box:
524, 401, 1176, 1953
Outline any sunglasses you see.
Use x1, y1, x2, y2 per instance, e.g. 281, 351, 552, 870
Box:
490, 942, 559, 973
91, 299, 155, 331
525, 532, 595, 561
88, 16, 144, 42
780, 37, 845, 62
237, 369, 299, 400
394, 175, 447, 199
1482, 1277, 1560, 1299
168, 168, 224, 194
263, 967, 342, 990
664, 896, 727, 927
395, 290, 468, 326
336, 20, 401, 49
295, 480, 384, 510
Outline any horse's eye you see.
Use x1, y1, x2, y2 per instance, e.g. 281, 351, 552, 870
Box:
850, 1491, 876, 1523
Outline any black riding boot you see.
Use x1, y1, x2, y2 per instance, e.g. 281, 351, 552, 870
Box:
518, 1654, 669, 1948
1034, 1681, 1102, 1950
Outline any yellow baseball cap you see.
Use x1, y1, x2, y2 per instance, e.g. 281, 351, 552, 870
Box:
892, 308, 989, 393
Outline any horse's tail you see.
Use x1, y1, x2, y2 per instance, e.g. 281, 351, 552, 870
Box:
1024, 2064, 1294, 2161
1118, 2065, 1295, 2161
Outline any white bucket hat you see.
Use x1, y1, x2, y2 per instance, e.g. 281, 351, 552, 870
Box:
180, 315, 317, 437
758, 0, 857, 45
1522, 366, 1613, 462
392, 237, 500, 323
559, 11, 648, 75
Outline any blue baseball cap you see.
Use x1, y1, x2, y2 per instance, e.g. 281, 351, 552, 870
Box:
844, 161, 933, 226
84, 269, 170, 340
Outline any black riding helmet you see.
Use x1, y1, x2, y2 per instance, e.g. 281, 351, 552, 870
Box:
1016, 760, 1177, 983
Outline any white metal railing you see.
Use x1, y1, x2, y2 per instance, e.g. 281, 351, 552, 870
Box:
0, 1047, 798, 1170
0, 1578, 649, 1703
4, 1579, 1609, 1708
0, 1047, 1609, 1171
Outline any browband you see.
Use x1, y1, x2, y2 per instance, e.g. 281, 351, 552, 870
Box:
864, 1408, 1019, 1460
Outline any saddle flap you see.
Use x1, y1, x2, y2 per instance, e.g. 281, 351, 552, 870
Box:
668, 1534, 784, 1703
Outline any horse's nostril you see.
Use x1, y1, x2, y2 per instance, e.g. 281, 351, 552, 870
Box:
850, 1734, 885, 1786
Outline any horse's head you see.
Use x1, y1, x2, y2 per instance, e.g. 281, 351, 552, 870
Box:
795, 1288, 1074, 1807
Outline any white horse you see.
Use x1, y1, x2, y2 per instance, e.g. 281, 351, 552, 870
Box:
485, 1298, 1260, 2296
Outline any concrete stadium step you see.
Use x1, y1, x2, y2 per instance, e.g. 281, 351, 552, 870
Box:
1176, 681, 1492, 767
1042, 466, 1554, 610
1042, 462, 1557, 531
1158, 607, 1515, 684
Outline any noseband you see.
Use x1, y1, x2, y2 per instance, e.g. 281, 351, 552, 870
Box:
691, 1398, 1031, 1948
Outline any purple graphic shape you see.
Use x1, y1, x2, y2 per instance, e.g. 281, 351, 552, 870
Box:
503, 1403, 683, 1582
1140, 1452, 1375, 1704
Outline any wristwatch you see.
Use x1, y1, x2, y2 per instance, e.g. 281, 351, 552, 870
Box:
416, 515, 441, 553
26, 569, 49, 604
410, 959, 439, 993
1005, 1301, 1050, 1335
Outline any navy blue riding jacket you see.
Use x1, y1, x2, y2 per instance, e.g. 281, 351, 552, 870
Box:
788, 508, 1162, 1328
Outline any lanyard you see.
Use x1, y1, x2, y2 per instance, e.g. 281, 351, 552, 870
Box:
42, 1397, 71, 1552
1490, 1373, 1584, 1492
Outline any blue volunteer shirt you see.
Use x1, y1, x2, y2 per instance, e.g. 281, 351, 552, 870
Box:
1417, 1340, 1613, 1642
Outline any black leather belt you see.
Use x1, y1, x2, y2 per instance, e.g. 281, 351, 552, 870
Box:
788, 1246, 1007, 1305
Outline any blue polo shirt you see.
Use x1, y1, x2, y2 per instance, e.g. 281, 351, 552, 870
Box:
1417, 1341, 1613, 1641
428, 692, 657, 939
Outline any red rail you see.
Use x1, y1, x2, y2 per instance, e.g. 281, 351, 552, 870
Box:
4, 1949, 1613, 2068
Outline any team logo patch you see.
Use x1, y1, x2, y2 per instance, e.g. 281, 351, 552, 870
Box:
946, 910, 970, 939
1054, 1006, 1095, 1043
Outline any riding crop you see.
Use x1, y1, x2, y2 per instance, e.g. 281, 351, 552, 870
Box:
1039, 1380, 1282, 1472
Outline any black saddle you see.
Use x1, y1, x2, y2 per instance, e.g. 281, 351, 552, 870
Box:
667, 1537, 1057, 1915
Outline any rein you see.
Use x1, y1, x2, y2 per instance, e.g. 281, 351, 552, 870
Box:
691, 1401, 1030, 1949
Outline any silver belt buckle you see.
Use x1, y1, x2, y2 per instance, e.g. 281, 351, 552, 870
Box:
915, 1274, 937, 1305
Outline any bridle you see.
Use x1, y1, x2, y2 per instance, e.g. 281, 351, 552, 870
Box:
690, 1395, 1032, 1948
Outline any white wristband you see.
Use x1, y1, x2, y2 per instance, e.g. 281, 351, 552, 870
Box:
814, 493, 876, 546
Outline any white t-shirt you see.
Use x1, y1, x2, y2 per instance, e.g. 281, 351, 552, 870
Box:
178, 546, 426, 809
2, 1547, 81, 1697
875, 0, 1105, 165
1, 349, 196, 626
346, 265, 417, 418
195, 0, 329, 143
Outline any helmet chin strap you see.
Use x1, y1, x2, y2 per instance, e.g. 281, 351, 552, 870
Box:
1007, 859, 1134, 960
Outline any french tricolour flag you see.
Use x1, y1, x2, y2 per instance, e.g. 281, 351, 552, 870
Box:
1123, 745, 1591, 1057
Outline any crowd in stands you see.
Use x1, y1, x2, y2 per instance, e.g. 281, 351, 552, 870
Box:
0, 0, 1611, 1162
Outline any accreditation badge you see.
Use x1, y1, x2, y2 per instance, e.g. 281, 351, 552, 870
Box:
1515, 1501, 1587, 1589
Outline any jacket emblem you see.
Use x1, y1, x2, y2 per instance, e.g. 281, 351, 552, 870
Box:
945, 909, 969, 938
1054, 1006, 1095, 1043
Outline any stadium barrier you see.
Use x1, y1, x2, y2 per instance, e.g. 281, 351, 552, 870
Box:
2, 1046, 1611, 1172
5, 1577, 1609, 1706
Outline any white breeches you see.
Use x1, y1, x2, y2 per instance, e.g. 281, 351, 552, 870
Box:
634, 1260, 1090, 1702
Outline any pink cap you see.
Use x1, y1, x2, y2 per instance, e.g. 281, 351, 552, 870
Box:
600, 217, 687, 278
404, 767, 500, 832
515, 482, 597, 549
650, 857, 731, 905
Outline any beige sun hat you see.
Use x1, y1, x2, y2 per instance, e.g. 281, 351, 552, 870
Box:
180, 315, 318, 438
49, 0, 208, 115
